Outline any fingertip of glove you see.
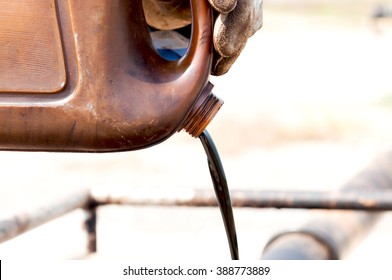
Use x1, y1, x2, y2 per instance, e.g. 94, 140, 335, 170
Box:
208, 0, 237, 13
211, 53, 239, 76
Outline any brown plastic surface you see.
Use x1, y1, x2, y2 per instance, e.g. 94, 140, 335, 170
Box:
0, 0, 66, 93
0, 0, 214, 152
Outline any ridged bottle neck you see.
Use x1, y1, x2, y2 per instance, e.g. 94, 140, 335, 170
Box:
181, 82, 223, 137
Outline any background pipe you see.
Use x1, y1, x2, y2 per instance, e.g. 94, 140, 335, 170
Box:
262, 151, 392, 260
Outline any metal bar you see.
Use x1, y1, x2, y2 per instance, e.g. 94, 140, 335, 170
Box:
231, 190, 392, 210
91, 188, 392, 211
84, 203, 97, 254
0, 189, 91, 244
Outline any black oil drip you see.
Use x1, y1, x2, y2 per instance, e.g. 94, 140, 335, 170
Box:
199, 130, 239, 260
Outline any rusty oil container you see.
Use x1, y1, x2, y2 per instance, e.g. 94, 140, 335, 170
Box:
0, 0, 222, 152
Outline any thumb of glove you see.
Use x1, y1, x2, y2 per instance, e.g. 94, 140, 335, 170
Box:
213, 0, 262, 58
210, 0, 263, 75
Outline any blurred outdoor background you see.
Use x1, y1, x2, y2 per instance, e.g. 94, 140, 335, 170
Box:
1, 0, 392, 260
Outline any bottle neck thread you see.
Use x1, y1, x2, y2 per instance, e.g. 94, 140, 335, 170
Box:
181, 82, 223, 137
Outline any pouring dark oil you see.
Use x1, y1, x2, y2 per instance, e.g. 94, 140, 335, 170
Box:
199, 130, 239, 260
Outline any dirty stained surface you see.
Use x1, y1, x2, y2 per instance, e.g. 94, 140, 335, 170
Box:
1, 0, 392, 260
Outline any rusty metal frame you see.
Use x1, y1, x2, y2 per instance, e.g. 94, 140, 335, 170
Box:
1, 152, 392, 259
1, 187, 392, 257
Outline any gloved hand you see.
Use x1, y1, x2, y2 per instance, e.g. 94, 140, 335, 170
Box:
142, 0, 263, 76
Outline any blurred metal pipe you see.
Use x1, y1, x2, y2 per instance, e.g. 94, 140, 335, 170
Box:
91, 189, 392, 210
262, 152, 392, 260
0, 189, 91, 244
372, 4, 392, 19
84, 204, 98, 254
261, 232, 333, 260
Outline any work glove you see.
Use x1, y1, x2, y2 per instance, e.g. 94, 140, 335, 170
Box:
142, 0, 263, 76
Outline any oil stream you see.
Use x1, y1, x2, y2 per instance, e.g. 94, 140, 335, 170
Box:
199, 130, 239, 260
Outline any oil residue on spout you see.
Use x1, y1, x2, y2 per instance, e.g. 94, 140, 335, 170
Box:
199, 130, 239, 260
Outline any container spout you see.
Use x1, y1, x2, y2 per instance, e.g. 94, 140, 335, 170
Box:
181, 82, 224, 137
